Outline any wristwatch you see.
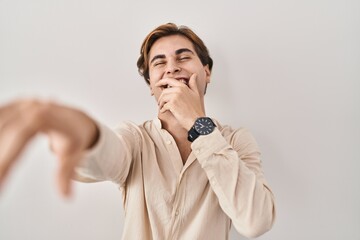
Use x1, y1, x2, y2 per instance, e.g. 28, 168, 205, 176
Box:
187, 117, 216, 142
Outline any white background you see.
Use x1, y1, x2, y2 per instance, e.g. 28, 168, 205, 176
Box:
0, 0, 359, 239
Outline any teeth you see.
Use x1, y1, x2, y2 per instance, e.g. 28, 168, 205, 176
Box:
179, 79, 189, 86
163, 79, 188, 89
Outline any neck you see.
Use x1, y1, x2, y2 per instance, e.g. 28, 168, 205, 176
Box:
158, 112, 187, 138
158, 112, 192, 164
158, 111, 187, 132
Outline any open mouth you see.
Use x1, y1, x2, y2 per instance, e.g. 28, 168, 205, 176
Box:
163, 77, 189, 89
176, 77, 189, 86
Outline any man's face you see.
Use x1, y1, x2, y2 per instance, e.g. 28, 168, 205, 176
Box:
148, 35, 211, 101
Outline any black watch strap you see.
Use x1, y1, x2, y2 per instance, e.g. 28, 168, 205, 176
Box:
187, 127, 199, 142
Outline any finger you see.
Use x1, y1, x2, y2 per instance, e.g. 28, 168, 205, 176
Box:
0, 124, 38, 189
0, 100, 19, 117
188, 73, 198, 92
155, 78, 183, 88
159, 102, 171, 114
0, 100, 45, 190
158, 93, 170, 110
157, 87, 184, 110
157, 87, 179, 107
56, 151, 83, 197
0, 101, 23, 128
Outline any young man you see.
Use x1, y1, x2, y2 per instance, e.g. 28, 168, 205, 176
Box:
0, 23, 275, 239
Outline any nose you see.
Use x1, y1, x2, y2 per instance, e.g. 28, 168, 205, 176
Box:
165, 61, 181, 75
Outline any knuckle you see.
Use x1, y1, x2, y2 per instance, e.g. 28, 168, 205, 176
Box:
23, 100, 49, 122
14, 99, 51, 132
0, 98, 52, 151
0, 120, 9, 133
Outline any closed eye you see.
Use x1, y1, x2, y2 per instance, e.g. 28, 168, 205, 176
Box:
153, 61, 165, 67
178, 56, 191, 61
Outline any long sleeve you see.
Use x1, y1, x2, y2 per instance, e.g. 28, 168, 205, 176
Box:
191, 127, 276, 238
75, 121, 141, 187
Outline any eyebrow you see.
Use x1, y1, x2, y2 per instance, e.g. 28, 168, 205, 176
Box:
150, 48, 195, 64
150, 54, 166, 64
175, 48, 194, 55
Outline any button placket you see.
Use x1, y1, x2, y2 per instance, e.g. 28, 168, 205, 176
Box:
169, 174, 186, 239
161, 130, 183, 173
172, 177, 182, 218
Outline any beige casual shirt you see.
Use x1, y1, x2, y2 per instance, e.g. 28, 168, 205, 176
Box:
76, 118, 275, 240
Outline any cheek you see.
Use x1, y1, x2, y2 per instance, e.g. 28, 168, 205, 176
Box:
196, 71, 209, 91
149, 68, 163, 80
148, 78, 162, 99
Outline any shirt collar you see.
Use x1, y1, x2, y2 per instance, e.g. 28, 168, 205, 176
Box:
153, 117, 163, 129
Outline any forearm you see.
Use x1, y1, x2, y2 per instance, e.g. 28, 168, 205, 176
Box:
192, 128, 276, 238
75, 121, 140, 186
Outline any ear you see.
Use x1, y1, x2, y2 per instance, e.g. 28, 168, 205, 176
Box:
204, 64, 211, 83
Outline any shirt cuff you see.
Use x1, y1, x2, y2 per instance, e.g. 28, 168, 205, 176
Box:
191, 128, 230, 166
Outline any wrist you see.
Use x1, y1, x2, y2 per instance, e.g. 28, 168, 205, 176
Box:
86, 120, 100, 149
184, 115, 205, 131
187, 117, 216, 142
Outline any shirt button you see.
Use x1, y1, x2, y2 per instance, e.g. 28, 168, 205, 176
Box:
175, 210, 179, 216
195, 149, 200, 154
166, 140, 172, 145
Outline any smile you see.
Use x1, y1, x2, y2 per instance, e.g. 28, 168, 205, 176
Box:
175, 77, 189, 86
162, 77, 190, 89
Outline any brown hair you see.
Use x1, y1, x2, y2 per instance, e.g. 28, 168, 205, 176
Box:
137, 23, 213, 84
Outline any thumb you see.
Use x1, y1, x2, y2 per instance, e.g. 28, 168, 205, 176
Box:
188, 73, 198, 93
56, 152, 82, 198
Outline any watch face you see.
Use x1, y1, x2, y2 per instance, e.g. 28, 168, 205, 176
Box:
194, 117, 215, 135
